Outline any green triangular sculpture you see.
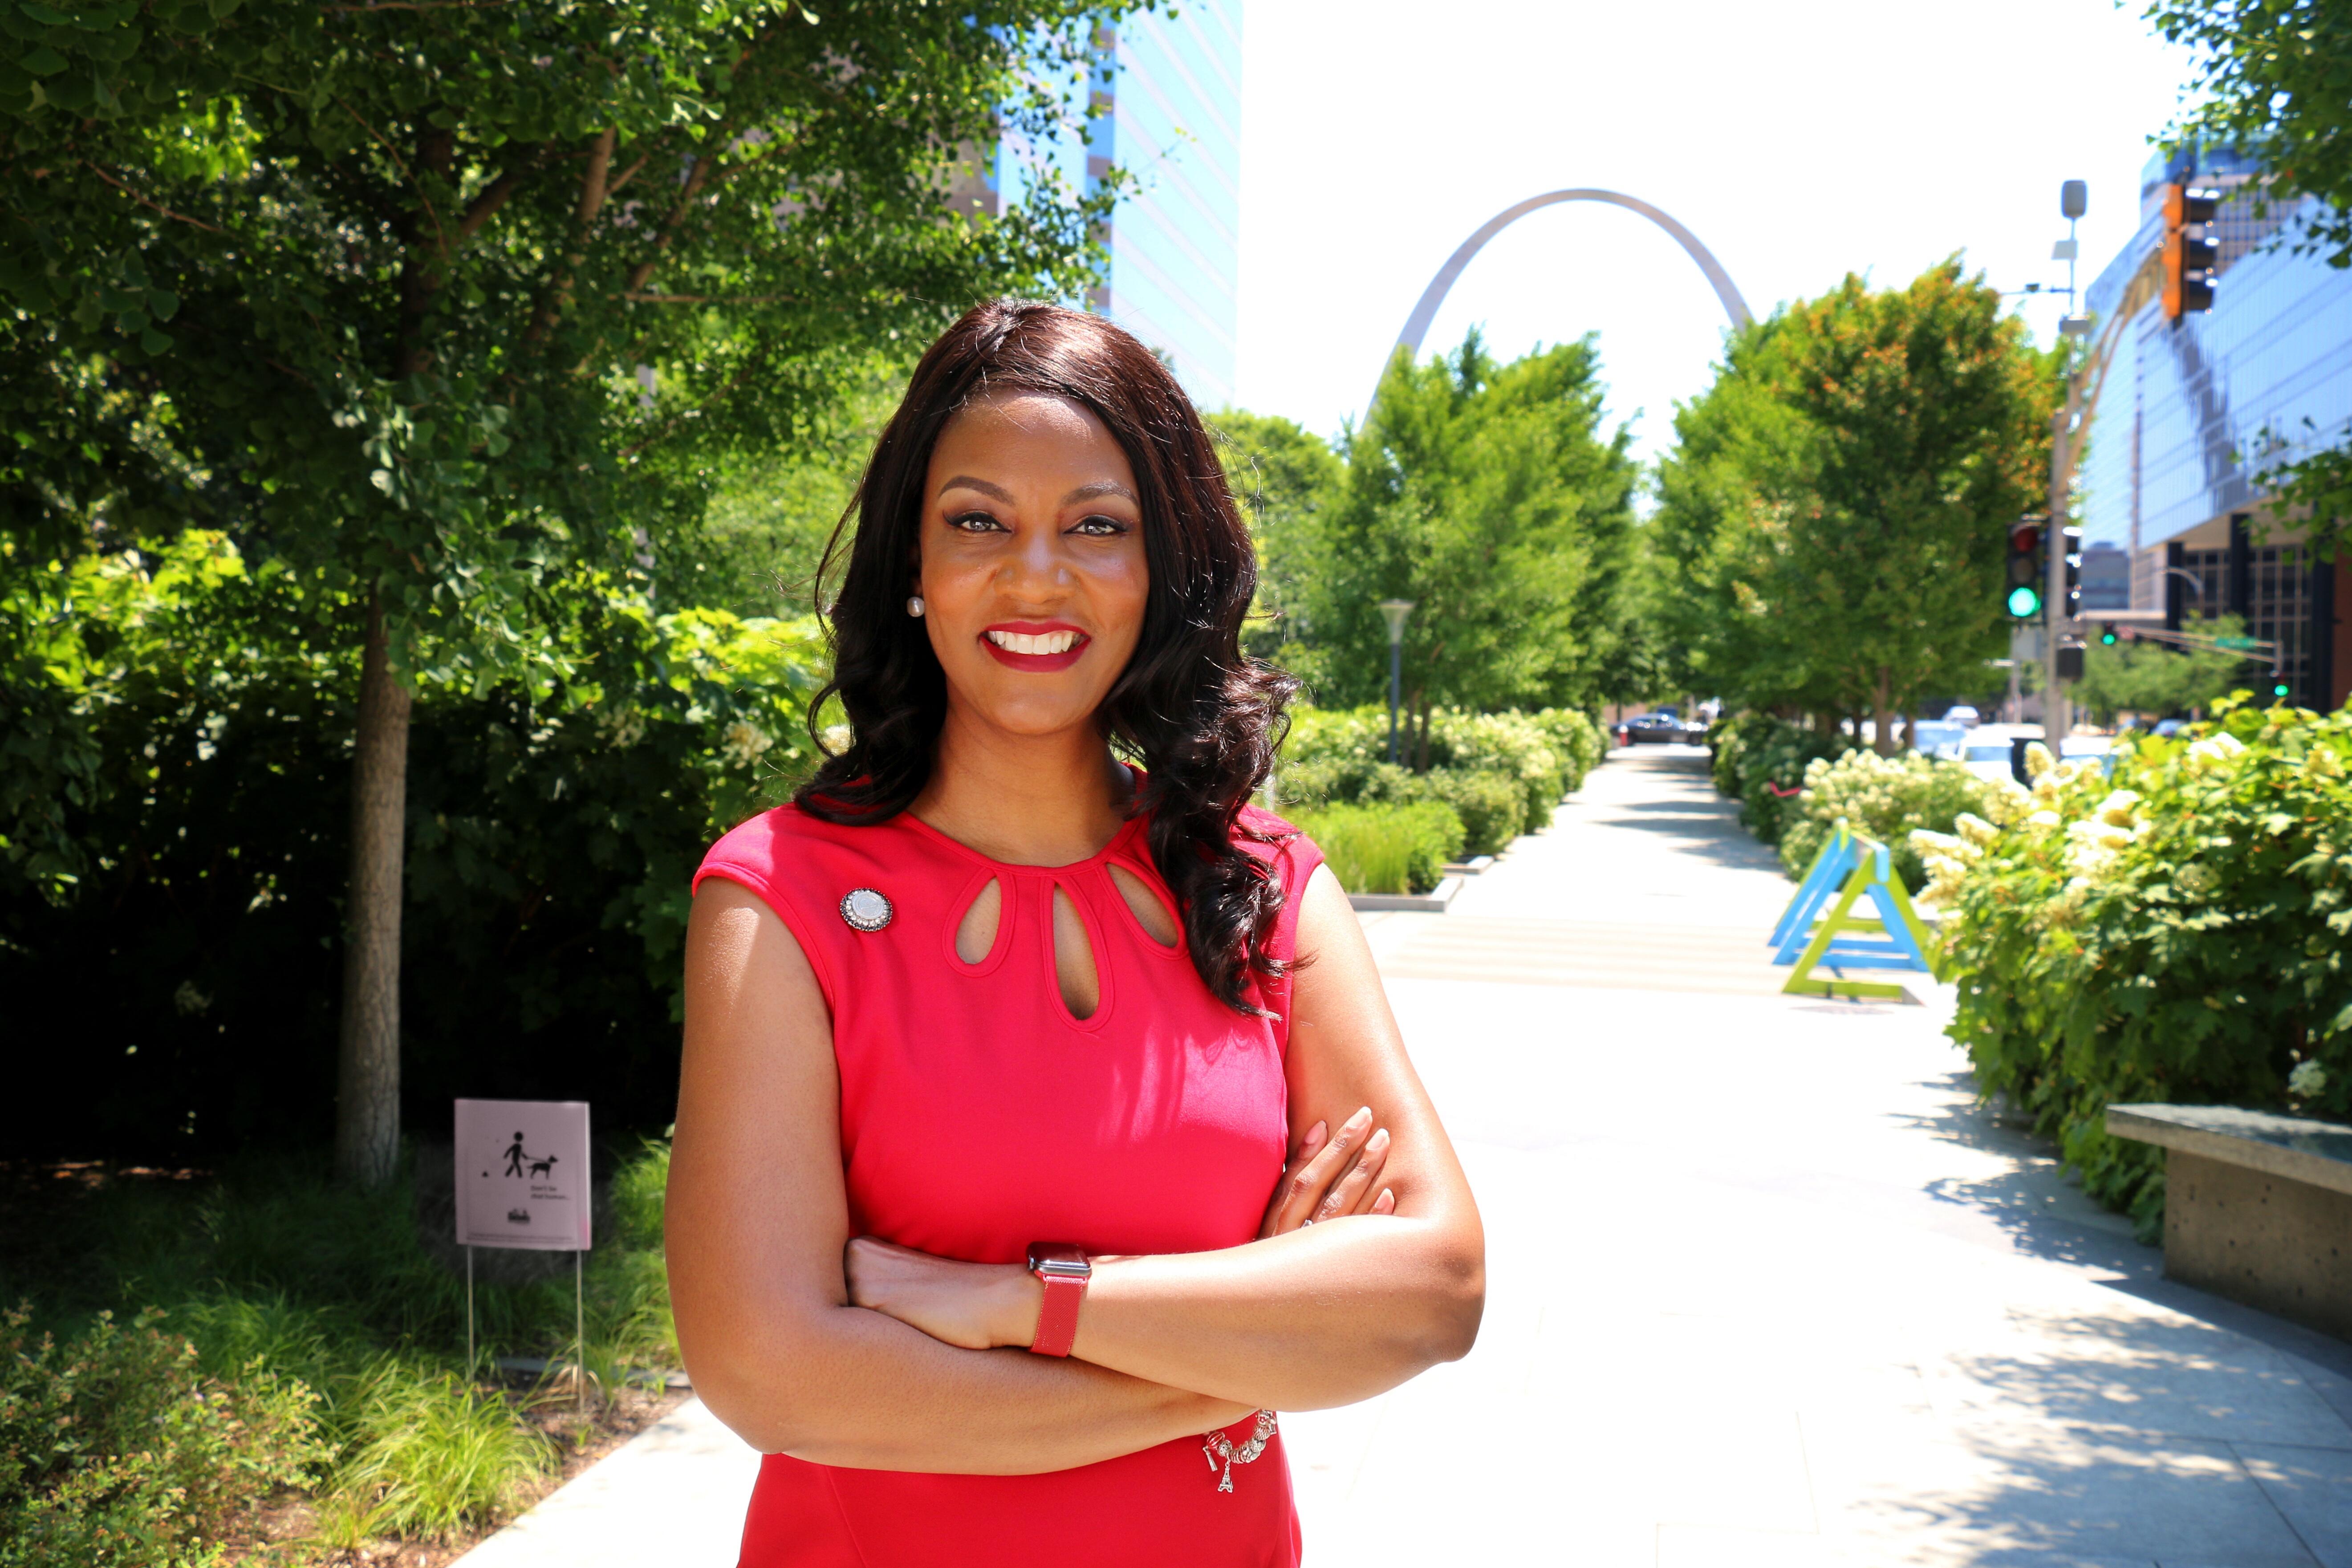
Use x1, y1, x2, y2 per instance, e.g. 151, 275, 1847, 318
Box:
1781, 836, 1938, 999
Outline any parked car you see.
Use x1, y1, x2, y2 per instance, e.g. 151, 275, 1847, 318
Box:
1909, 720, 1969, 759
1958, 739, 2022, 785
1620, 712, 1699, 745
1943, 705, 1982, 728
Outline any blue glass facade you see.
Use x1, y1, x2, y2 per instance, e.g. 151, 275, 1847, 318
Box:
2079, 149, 2352, 707
981, 6, 1243, 410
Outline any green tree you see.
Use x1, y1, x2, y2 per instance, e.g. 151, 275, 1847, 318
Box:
1654, 260, 2058, 748
1207, 409, 1343, 661
1299, 331, 1638, 754
2073, 617, 2266, 724
0, 0, 1123, 1182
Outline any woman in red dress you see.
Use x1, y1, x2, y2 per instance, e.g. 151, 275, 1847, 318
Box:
668, 301, 1484, 1568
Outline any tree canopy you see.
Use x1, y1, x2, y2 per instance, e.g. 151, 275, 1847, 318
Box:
1653, 260, 2058, 745
1277, 331, 1640, 747
1, 0, 1127, 1178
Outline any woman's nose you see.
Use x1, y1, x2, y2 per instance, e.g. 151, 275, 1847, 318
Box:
1002, 524, 1069, 593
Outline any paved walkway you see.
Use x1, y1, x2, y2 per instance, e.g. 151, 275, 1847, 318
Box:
457, 747, 2352, 1567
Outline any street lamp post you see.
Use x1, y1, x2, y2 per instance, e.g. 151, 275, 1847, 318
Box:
1377, 599, 1415, 765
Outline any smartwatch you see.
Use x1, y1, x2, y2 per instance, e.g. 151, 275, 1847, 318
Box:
1025, 1242, 1091, 1357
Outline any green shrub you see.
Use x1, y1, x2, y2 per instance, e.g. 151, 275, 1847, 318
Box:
1276, 702, 1601, 852
1778, 749, 2021, 892
1921, 703, 2352, 1236
1416, 768, 1524, 857
1528, 708, 1605, 794
1425, 710, 1563, 830
0, 1305, 326, 1568
7, 1138, 681, 1556
1706, 711, 1856, 845
1292, 802, 1466, 894
3, 532, 828, 1157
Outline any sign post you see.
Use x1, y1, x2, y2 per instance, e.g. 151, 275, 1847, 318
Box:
454, 1099, 593, 1410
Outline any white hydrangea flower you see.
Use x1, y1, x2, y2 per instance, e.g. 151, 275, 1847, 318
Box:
2094, 790, 2141, 828
721, 719, 773, 768
2289, 1060, 2328, 1100
2023, 741, 2056, 781
598, 705, 647, 748
1955, 812, 2001, 848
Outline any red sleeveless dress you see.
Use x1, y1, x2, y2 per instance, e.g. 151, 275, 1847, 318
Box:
692, 797, 1321, 1568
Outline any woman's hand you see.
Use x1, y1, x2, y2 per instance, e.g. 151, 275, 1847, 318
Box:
845, 1237, 1039, 1350
1258, 1104, 1396, 1239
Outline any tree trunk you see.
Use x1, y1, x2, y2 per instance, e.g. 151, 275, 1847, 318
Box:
1872, 666, 1897, 756
336, 590, 411, 1187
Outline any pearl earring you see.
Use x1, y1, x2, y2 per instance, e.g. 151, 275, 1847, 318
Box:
906, 595, 925, 617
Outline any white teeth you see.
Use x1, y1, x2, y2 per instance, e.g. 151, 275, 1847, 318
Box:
987, 630, 1081, 655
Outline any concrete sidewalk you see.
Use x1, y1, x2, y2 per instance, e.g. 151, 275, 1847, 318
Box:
1298, 747, 2352, 1567
458, 746, 2352, 1566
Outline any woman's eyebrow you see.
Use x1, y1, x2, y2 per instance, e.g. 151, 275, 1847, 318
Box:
936, 474, 1014, 502
1062, 480, 1138, 504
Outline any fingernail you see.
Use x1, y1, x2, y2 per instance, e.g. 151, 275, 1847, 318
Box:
1302, 1120, 1327, 1150
1373, 1189, 1395, 1213
1367, 1128, 1390, 1151
1347, 1105, 1373, 1127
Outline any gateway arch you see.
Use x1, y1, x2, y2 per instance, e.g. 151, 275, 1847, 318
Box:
1371, 189, 1753, 412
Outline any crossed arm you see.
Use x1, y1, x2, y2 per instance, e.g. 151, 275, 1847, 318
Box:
665, 864, 1484, 1475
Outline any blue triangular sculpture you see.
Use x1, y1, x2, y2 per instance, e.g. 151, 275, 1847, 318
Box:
1770, 822, 1861, 962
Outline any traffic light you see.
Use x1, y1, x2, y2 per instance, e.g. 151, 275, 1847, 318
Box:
2272, 668, 2292, 700
2098, 623, 2118, 645
2057, 642, 2085, 682
2061, 525, 2082, 617
2006, 516, 2046, 619
2163, 183, 2220, 318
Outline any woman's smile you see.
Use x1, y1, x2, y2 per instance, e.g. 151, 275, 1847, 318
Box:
983, 620, 1091, 670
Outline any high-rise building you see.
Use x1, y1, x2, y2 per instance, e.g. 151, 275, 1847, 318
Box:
2076, 146, 2352, 710
955, 4, 1243, 410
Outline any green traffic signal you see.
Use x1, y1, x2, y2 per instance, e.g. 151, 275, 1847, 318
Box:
2274, 681, 2291, 699
2007, 585, 2042, 618
2099, 625, 2117, 645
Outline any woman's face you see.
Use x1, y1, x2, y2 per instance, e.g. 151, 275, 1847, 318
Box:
917, 393, 1149, 739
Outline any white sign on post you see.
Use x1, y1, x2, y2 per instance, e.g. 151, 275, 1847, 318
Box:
455, 1098, 592, 1252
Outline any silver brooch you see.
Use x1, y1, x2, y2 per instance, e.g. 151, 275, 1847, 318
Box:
839, 888, 894, 932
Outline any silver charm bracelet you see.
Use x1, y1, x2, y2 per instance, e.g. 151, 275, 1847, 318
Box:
1201, 1409, 1277, 1493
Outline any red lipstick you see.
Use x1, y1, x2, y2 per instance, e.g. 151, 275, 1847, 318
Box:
981, 620, 1091, 672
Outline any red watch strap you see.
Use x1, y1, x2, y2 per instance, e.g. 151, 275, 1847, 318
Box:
1030, 1272, 1085, 1357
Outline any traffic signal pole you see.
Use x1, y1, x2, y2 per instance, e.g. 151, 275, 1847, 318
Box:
2046, 404, 2071, 742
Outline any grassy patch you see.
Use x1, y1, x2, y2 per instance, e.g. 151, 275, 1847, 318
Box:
0, 1138, 677, 1564
1292, 801, 1466, 894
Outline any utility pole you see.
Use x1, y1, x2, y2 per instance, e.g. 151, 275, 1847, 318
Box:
2043, 179, 2091, 744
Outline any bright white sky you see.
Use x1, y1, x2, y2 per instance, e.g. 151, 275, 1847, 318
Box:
1233, 0, 2204, 468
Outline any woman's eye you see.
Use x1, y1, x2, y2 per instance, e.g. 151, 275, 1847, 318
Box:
948, 510, 1006, 533
1070, 514, 1129, 536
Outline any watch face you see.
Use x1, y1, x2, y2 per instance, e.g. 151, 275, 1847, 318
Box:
1028, 1242, 1089, 1276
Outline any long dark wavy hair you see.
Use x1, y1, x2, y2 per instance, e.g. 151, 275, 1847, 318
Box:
796, 300, 1300, 1013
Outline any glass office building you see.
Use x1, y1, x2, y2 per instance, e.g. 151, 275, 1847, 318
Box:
958, 4, 1243, 411
2079, 148, 2352, 709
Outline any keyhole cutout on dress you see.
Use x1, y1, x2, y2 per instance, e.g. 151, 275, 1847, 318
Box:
1108, 863, 1178, 948
954, 878, 1002, 966
1052, 885, 1100, 1020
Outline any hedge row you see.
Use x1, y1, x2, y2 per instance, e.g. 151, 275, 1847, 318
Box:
1913, 703, 2352, 1236
1276, 706, 1603, 858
